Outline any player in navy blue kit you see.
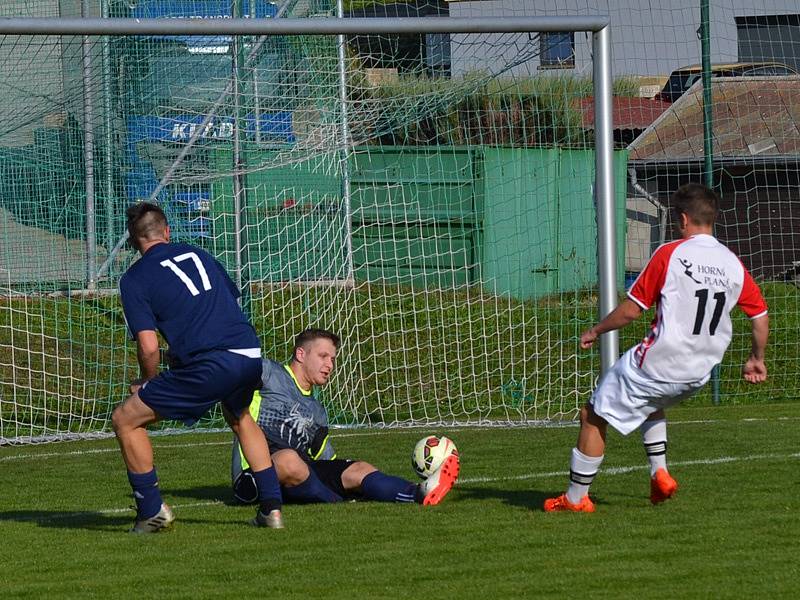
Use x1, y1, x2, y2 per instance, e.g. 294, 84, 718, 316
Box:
113, 202, 283, 532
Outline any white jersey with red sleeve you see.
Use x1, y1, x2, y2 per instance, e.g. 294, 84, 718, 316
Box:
627, 233, 767, 383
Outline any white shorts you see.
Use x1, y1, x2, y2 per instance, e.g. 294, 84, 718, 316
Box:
590, 348, 710, 436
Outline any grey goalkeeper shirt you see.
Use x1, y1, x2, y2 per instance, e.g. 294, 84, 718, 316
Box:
232, 359, 335, 477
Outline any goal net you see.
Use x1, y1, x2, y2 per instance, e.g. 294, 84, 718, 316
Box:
1, 1, 613, 443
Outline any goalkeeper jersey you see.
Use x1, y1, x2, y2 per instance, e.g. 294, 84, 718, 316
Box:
234, 359, 335, 472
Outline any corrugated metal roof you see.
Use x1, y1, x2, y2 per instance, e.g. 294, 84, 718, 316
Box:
628, 76, 800, 160
576, 97, 672, 130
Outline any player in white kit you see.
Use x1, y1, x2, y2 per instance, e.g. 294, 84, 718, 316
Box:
545, 183, 769, 512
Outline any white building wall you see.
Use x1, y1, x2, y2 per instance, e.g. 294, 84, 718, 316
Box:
448, 0, 800, 78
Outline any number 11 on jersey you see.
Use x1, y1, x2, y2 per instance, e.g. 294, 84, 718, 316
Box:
692, 288, 725, 336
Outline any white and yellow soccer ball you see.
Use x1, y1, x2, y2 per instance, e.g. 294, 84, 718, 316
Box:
412, 435, 458, 479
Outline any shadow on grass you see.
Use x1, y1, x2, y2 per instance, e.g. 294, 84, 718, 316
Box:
456, 485, 604, 512
169, 484, 237, 505
0, 509, 133, 531
0, 508, 256, 532
0, 485, 238, 531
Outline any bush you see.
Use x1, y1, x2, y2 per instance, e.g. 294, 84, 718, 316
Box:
351, 72, 639, 147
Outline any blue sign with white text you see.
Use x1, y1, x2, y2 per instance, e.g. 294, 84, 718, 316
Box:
131, 0, 277, 47
126, 113, 294, 145
132, 0, 277, 20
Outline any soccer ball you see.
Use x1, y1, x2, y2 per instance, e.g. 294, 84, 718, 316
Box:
412, 435, 458, 479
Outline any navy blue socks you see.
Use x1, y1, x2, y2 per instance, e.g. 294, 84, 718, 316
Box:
252, 466, 283, 513
361, 471, 418, 503
128, 468, 162, 519
283, 469, 343, 503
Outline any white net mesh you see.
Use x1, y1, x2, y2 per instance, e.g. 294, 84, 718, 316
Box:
2, 0, 797, 443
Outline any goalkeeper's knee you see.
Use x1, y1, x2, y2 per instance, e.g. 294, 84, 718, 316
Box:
233, 469, 258, 504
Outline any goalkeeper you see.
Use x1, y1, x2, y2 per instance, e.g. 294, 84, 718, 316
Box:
232, 328, 459, 506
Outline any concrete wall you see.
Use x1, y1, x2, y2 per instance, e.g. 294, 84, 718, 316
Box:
0, 1, 65, 147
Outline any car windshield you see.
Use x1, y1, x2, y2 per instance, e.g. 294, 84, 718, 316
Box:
660, 71, 696, 101
743, 65, 796, 76
660, 63, 797, 101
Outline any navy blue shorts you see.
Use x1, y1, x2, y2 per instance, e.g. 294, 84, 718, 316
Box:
139, 350, 262, 426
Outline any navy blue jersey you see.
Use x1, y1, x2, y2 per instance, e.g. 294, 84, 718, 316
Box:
120, 242, 259, 365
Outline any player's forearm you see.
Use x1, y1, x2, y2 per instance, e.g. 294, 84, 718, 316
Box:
749, 314, 769, 361
137, 346, 160, 380
134, 330, 161, 380
590, 299, 642, 336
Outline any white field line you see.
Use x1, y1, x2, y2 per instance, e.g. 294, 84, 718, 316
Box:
457, 452, 800, 485
13, 451, 800, 524
0, 440, 230, 463
1, 415, 798, 464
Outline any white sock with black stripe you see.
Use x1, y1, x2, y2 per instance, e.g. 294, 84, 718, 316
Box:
566, 448, 603, 505
640, 418, 668, 476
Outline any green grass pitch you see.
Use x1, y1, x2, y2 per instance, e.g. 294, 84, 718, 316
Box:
1, 402, 798, 598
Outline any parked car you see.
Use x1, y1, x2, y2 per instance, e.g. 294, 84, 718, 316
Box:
658, 62, 799, 102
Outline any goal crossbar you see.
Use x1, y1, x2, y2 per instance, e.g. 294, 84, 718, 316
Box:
0, 16, 610, 36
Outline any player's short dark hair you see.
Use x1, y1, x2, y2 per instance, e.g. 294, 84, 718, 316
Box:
672, 183, 719, 226
126, 202, 168, 251
292, 328, 341, 361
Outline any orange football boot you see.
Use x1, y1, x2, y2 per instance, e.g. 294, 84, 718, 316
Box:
543, 493, 595, 513
421, 454, 460, 506
650, 468, 678, 505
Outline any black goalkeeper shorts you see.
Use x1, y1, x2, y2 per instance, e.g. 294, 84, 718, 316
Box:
233, 458, 356, 504
309, 459, 356, 499
266, 440, 356, 498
